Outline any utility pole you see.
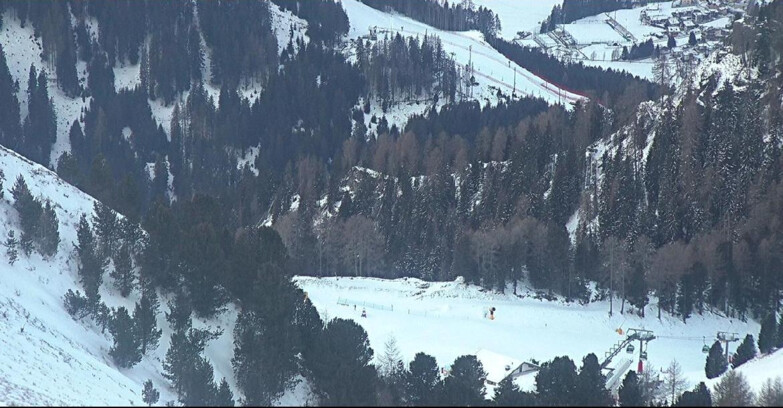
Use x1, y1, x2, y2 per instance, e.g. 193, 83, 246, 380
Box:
609, 239, 614, 316
513, 66, 516, 97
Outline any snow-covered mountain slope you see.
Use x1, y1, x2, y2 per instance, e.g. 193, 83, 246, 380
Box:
0, 11, 92, 168
472, 0, 563, 41
0, 143, 265, 405
706, 348, 783, 394
340, 0, 585, 109
294, 275, 759, 396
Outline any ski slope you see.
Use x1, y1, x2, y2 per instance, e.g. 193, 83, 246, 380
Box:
705, 349, 783, 395
340, 0, 585, 108
294, 275, 760, 398
0, 143, 314, 405
472, 0, 562, 41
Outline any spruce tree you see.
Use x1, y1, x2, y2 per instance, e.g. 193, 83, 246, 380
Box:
11, 175, 41, 256
576, 353, 613, 406
759, 314, 777, 354
619, 370, 644, 407
142, 379, 159, 407
92, 201, 118, 260
37, 200, 59, 257
705, 341, 728, 379
110, 244, 135, 297
133, 290, 162, 355
75, 214, 105, 307
732, 334, 756, 368
6, 230, 18, 265
0, 43, 21, 150
108, 306, 142, 368
215, 378, 235, 407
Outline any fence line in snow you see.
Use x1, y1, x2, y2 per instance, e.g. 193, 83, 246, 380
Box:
337, 297, 489, 321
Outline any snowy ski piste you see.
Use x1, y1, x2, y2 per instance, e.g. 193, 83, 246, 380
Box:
295, 275, 761, 396
340, 0, 585, 107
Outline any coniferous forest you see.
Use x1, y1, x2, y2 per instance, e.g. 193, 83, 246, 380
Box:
1, 0, 783, 405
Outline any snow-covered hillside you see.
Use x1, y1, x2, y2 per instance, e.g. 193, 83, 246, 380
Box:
0, 11, 92, 168
472, 0, 563, 41
294, 275, 759, 397
706, 349, 783, 395
0, 143, 316, 405
340, 0, 585, 134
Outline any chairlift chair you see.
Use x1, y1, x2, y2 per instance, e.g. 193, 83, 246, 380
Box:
626, 344, 635, 354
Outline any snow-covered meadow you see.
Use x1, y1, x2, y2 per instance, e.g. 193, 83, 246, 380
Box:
294, 275, 763, 396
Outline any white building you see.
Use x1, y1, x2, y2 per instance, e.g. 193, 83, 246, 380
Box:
474, 349, 540, 386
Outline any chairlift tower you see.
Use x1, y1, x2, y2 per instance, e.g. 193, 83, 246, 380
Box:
601, 328, 656, 373
717, 331, 740, 364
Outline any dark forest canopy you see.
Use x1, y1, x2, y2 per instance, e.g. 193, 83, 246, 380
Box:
358, 0, 501, 38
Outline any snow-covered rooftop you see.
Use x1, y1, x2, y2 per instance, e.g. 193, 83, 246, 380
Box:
475, 349, 525, 384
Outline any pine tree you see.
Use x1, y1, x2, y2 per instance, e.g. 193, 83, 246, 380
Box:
92, 201, 118, 260
133, 290, 162, 355
675, 382, 712, 407
535, 356, 579, 406
108, 306, 142, 368
142, 379, 160, 407
37, 200, 59, 257
5, 230, 18, 265
215, 378, 235, 407
404, 352, 441, 406
303, 318, 377, 406
759, 314, 777, 354
165, 289, 192, 333
494, 376, 533, 406
180, 356, 218, 406
619, 371, 644, 407
11, 175, 42, 257
732, 334, 756, 368
110, 244, 135, 297
705, 341, 728, 379
63, 289, 91, 319
75, 214, 105, 307
163, 326, 220, 404
441, 355, 487, 406
576, 353, 613, 406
